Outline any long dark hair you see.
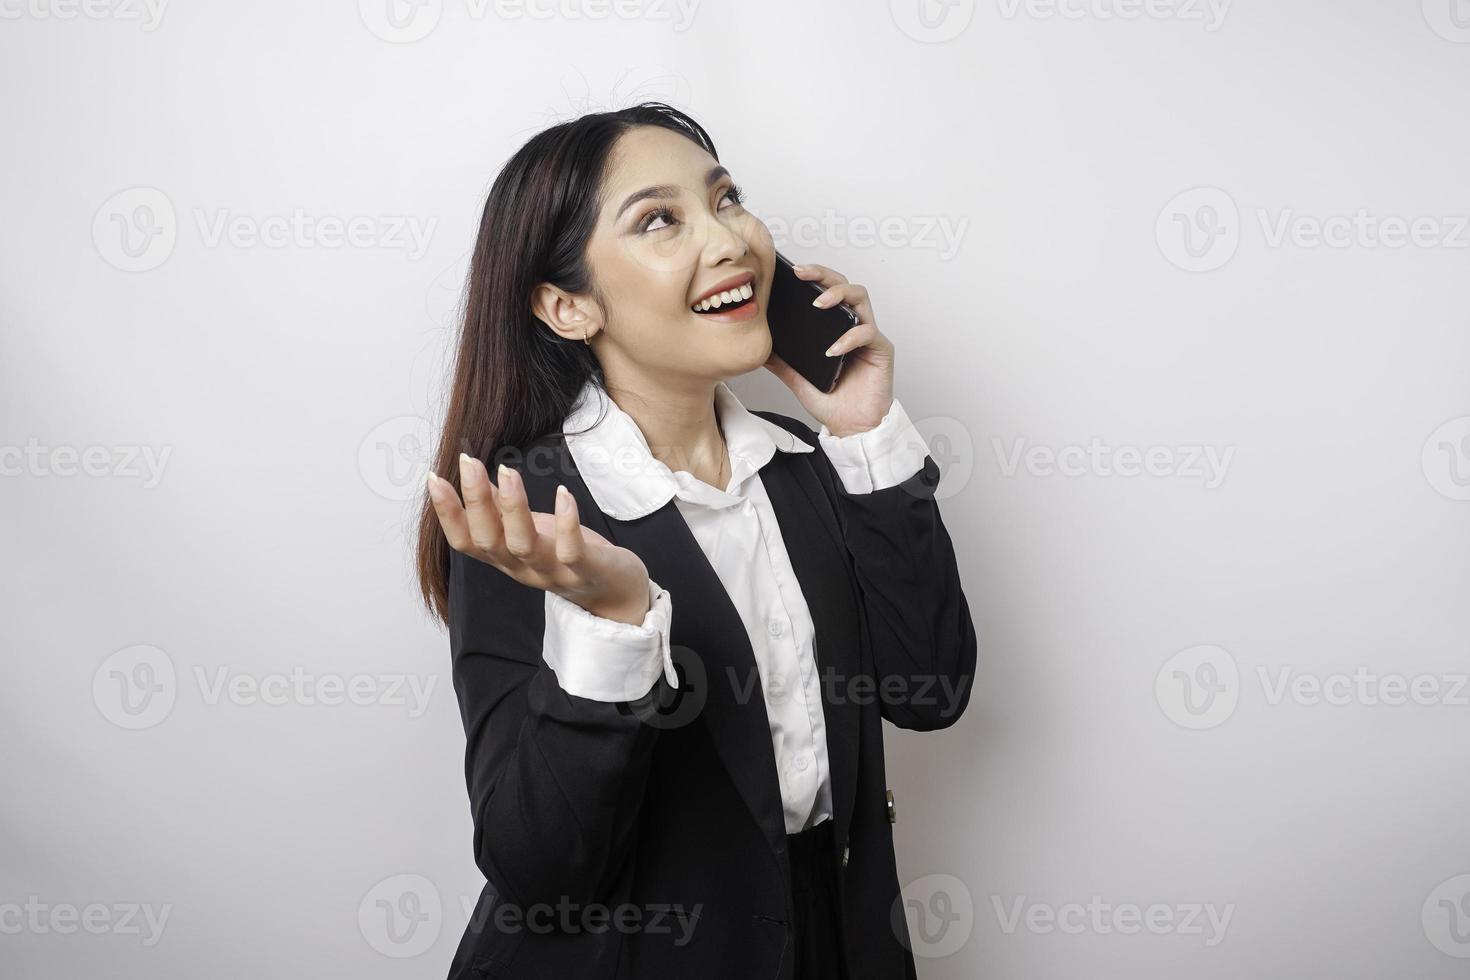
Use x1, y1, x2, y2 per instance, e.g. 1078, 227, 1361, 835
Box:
415, 101, 721, 625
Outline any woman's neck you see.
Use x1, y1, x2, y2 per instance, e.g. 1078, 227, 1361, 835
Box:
604, 375, 728, 491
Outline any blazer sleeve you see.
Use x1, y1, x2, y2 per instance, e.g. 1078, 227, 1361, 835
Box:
807, 399, 979, 732
446, 543, 673, 910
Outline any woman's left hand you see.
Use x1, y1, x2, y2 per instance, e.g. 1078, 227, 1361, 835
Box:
763, 262, 895, 438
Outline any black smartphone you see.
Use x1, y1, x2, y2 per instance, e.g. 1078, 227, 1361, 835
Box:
766, 250, 858, 394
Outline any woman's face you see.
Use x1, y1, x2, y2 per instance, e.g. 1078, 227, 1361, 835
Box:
572, 125, 777, 387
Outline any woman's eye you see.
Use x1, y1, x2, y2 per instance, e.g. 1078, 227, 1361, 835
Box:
639, 186, 745, 234
640, 207, 677, 234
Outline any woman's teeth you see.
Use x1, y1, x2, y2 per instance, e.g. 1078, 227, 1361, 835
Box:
692, 282, 754, 313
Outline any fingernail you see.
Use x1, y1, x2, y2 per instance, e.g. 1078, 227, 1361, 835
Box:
498, 463, 515, 487
555, 484, 569, 512
824, 343, 839, 357
459, 453, 477, 482
426, 471, 442, 496
812, 294, 831, 308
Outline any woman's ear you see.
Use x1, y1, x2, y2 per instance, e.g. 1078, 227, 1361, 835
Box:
530, 283, 600, 343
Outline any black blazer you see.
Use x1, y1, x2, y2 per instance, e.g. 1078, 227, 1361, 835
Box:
445, 408, 978, 980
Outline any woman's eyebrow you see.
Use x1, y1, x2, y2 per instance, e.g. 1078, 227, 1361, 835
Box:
614, 165, 731, 220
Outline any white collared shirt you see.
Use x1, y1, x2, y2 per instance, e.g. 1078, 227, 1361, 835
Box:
540, 377, 928, 833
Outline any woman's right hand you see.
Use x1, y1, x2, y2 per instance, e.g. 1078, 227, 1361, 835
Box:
427, 453, 654, 627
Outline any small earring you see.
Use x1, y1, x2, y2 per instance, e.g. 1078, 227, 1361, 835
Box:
582, 329, 591, 345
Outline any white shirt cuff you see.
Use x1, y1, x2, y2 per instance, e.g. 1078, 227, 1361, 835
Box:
541, 577, 676, 702
816, 397, 929, 494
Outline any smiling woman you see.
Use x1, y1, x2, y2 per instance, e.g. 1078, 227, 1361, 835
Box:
416, 102, 977, 980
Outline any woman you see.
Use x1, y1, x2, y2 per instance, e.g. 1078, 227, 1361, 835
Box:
417, 102, 978, 980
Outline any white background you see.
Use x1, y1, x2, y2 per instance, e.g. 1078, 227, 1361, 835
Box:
3, 1, 1469, 976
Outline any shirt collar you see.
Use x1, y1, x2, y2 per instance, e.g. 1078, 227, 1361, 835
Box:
561, 377, 814, 520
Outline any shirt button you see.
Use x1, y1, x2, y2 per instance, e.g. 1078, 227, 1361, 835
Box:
768, 618, 785, 637
794, 755, 809, 772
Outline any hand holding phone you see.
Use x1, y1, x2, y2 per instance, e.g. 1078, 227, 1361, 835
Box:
766, 250, 859, 394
